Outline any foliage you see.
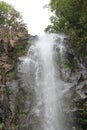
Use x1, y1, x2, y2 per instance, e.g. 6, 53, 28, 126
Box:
45, 0, 87, 57
7, 70, 15, 81
9, 40, 29, 61
0, 1, 30, 83
0, 123, 4, 129
74, 100, 87, 130
0, 1, 27, 32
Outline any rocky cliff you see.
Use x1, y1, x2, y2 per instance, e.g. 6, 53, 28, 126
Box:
59, 39, 87, 130
0, 27, 35, 130
0, 34, 87, 130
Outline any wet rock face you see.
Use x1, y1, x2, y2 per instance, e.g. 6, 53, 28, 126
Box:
76, 80, 87, 99
54, 38, 87, 130
84, 56, 87, 67
84, 44, 87, 67
0, 32, 38, 129
64, 41, 75, 64
6, 73, 37, 130
63, 72, 87, 129
0, 30, 33, 129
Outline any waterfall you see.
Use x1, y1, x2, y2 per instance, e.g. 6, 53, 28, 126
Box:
18, 34, 66, 130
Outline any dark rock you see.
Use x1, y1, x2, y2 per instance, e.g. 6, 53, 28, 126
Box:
76, 80, 87, 99
61, 72, 87, 130
79, 70, 87, 80
84, 55, 87, 67
65, 52, 74, 63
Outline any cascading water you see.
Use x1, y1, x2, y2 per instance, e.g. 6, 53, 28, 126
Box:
18, 34, 66, 130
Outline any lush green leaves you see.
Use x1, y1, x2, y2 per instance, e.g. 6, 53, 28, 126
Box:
0, 1, 27, 32
45, 0, 87, 57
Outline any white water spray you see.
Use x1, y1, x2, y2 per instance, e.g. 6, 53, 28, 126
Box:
19, 34, 65, 130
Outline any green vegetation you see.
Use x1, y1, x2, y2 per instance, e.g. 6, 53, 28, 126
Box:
9, 40, 29, 61
45, 0, 87, 58
75, 100, 87, 130
0, 1, 30, 82
7, 70, 15, 81
0, 1, 27, 32
0, 123, 4, 129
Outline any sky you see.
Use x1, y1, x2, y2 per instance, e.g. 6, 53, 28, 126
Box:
3, 0, 51, 36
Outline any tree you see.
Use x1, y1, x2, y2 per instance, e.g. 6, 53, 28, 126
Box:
0, 1, 28, 59
0, 1, 28, 32
45, 0, 87, 57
